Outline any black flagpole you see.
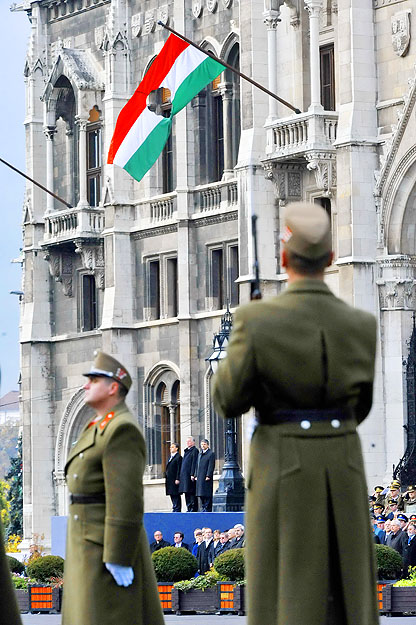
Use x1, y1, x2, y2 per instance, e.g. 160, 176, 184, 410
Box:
158, 21, 301, 115
0, 157, 72, 209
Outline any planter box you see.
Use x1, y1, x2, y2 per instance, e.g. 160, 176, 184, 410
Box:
14, 589, 30, 613
158, 583, 174, 612
382, 584, 416, 615
29, 585, 61, 613
217, 582, 245, 615
172, 587, 218, 614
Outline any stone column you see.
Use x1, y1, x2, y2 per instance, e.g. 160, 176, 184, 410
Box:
75, 115, 89, 208
263, 7, 280, 122
44, 126, 56, 213
219, 82, 234, 179
304, 0, 324, 113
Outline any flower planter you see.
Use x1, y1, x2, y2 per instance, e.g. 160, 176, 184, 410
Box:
158, 583, 174, 612
171, 587, 219, 614
29, 585, 61, 613
14, 589, 30, 613
382, 584, 416, 615
217, 581, 245, 615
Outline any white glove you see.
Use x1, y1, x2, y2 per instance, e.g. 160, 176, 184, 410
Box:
105, 562, 134, 587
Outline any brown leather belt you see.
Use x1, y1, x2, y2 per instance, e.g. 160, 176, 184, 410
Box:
259, 407, 353, 425
69, 493, 106, 505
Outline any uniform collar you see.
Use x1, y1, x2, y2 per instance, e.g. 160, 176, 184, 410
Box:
286, 278, 332, 295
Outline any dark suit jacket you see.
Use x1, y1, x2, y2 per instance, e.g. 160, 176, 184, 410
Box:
150, 539, 171, 553
165, 453, 182, 496
195, 449, 215, 497
386, 529, 407, 556
229, 535, 245, 549
197, 539, 215, 574
403, 536, 416, 576
179, 446, 199, 494
174, 542, 191, 552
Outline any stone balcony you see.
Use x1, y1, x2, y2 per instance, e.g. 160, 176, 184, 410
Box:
43, 206, 105, 246
265, 110, 339, 161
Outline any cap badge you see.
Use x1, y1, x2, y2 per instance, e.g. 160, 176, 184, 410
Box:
281, 226, 293, 243
116, 367, 127, 380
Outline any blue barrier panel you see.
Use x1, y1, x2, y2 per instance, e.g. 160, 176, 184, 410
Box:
52, 511, 245, 557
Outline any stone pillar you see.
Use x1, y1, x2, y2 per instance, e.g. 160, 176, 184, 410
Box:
44, 126, 56, 213
75, 115, 89, 208
219, 82, 234, 179
263, 7, 280, 122
304, 0, 324, 113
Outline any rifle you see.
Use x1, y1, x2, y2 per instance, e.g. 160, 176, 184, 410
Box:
250, 214, 262, 300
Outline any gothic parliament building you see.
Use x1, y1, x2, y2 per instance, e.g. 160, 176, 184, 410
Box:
13, 0, 416, 545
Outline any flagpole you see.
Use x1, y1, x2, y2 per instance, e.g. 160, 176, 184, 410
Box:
0, 156, 73, 209
158, 21, 302, 115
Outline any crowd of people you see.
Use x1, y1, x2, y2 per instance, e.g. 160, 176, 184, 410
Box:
370, 479, 416, 577
165, 437, 215, 512
149, 524, 245, 575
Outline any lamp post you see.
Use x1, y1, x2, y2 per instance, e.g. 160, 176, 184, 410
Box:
206, 306, 245, 512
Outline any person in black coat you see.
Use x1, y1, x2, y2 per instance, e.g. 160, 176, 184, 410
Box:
150, 530, 171, 553
403, 522, 416, 577
173, 532, 191, 551
165, 443, 182, 512
386, 520, 408, 556
194, 439, 215, 512
179, 436, 200, 512
214, 531, 230, 557
197, 528, 215, 574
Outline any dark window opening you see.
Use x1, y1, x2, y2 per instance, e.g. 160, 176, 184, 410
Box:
162, 104, 175, 193
212, 93, 224, 182
211, 248, 224, 309
320, 44, 335, 111
149, 260, 161, 319
167, 257, 178, 318
87, 126, 101, 206
82, 274, 97, 331
229, 245, 239, 307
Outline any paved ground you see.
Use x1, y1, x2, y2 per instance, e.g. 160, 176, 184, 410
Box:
19, 614, 416, 624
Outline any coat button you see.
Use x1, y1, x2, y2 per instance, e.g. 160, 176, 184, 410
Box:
331, 419, 341, 429
73, 474, 78, 479
73, 514, 79, 521
79, 453, 84, 459
300, 420, 311, 430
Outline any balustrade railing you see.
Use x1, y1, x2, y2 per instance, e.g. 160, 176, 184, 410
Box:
195, 180, 238, 213
266, 111, 339, 159
44, 207, 105, 242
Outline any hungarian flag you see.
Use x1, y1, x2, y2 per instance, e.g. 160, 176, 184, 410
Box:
107, 34, 224, 182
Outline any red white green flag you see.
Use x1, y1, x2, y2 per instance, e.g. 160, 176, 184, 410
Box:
107, 34, 224, 182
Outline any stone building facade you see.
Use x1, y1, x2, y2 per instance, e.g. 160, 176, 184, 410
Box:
14, 0, 416, 544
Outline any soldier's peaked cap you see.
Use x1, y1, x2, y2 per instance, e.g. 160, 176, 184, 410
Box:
374, 486, 384, 493
83, 350, 132, 391
282, 201, 332, 260
390, 480, 401, 489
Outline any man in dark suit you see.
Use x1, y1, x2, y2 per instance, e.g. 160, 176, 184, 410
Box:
197, 527, 215, 574
173, 531, 191, 551
179, 436, 199, 511
229, 523, 245, 549
194, 439, 215, 512
386, 520, 407, 556
165, 443, 182, 512
150, 530, 171, 553
215, 531, 230, 557
212, 202, 379, 625
403, 522, 416, 577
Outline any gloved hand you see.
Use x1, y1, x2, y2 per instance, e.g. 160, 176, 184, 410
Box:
105, 562, 134, 587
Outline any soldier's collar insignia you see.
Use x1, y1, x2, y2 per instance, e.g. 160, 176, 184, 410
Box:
99, 411, 115, 432
87, 415, 101, 429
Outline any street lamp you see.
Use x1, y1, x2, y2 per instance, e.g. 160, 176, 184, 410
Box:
206, 305, 245, 512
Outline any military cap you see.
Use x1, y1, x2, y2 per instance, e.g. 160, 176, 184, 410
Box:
398, 514, 408, 522
410, 514, 416, 521
390, 480, 401, 489
376, 516, 386, 523
281, 201, 332, 260
373, 504, 384, 511
374, 486, 384, 493
388, 498, 398, 505
84, 350, 132, 391
407, 485, 416, 492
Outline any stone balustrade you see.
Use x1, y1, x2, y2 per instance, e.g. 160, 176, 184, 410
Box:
44, 206, 105, 242
194, 179, 238, 213
266, 111, 339, 160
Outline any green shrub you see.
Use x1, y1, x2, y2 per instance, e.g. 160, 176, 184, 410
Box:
174, 570, 220, 591
7, 555, 25, 574
152, 546, 198, 582
214, 548, 245, 581
395, 566, 416, 587
11, 574, 36, 591
375, 544, 402, 580
26, 555, 64, 583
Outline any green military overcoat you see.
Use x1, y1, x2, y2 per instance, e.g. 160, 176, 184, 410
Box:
212, 279, 379, 625
62, 401, 164, 625
0, 522, 22, 625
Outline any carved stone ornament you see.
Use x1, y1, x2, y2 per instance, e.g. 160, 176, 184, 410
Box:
144, 10, 156, 34
263, 162, 302, 204
75, 241, 105, 290
192, 0, 202, 17
305, 153, 337, 196
377, 256, 416, 311
392, 10, 411, 57
157, 5, 169, 27
131, 13, 142, 38
222, 0, 232, 7
44, 250, 73, 297
207, 0, 218, 13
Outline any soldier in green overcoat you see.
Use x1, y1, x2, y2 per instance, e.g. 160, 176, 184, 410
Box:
0, 521, 22, 625
62, 351, 164, 625
212, 202, 379, 625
